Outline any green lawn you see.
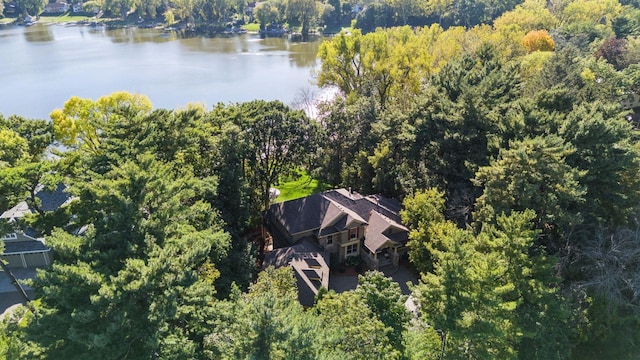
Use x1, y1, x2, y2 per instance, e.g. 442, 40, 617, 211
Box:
243, 23, 260, 32
274, 170, 331, 203
38, 15, 96, 23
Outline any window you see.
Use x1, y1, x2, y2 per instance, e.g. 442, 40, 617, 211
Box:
326, 235, 333, 245
346, 243, 358, 256
349, 227, 358, 239
2, 233, 17, 240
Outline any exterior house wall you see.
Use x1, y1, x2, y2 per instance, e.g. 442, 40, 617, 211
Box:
319, 234, 338, 253
24, 252, 52, 267
362, 247, 378, 268
340, 238, 360, 261
1, 250, 52, 268
1, 254, 24, 268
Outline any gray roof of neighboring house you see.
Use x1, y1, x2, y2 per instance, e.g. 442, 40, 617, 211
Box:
2, 239, 50, 254
1, 184, 71, 221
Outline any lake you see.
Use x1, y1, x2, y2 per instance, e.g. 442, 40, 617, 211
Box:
0, 23, 324, 119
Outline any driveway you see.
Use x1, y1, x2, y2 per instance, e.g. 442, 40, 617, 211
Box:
0, 267, 37, 319
384, 262, 419, 295
328, 261, 419, 296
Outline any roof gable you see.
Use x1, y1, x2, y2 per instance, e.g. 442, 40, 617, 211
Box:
1, 184, 72, 221
268, 194, 331, 235
269, 188, 405, 242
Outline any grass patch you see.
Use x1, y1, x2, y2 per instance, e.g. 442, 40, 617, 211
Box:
274, 169, 331, 203
242, 22, 260, 32
37, 14, 96, 24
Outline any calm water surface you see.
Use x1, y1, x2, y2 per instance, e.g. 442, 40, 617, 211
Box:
0, 24, 322, 119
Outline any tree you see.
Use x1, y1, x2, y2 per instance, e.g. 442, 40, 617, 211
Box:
559, 102, 640, 227
595, 37, 628, 70
13, 0, 47, 16
560, 0, 622, 27
0, 128, 28, 167
315, 290, 398, 359
355, 271, 410, 351
317, 27, 433, 108
21, 154, 231, 358
254, 1, 282, 29
104, 0, 137, 20
569, 226, 640, 359
50, 92, 152, 154
238, 100, 315, 210
413, 220, 515, 359
0, 116, 57, 222
522, 29, 555, 52
400, 189, 446, 274
203, 267, 319, 359
482, 211, 570, 359
326, 0, 341, 27
493, 0, 558, 32
473, 135, 585, 245
286, 0, 319, 40
414, 211, 570, 359
317, 29, 366, 97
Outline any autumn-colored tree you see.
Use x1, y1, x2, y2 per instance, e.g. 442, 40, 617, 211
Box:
595, 37, 628, 70
522, 29, 555, 52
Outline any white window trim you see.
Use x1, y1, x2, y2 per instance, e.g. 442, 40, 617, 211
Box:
2, 233, 17, 240
345, 243, 359, 256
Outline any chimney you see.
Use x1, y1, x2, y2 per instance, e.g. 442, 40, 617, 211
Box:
348, 187, 352, 197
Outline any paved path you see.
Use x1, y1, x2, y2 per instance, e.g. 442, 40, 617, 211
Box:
0, 267, 37, 319
328, 262, 418, 295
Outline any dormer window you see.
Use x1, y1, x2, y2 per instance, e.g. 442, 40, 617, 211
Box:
2, 233, 17, 240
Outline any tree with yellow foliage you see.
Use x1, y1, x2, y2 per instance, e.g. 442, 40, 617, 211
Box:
50, 92, 153, 153
522, 29, 555, 52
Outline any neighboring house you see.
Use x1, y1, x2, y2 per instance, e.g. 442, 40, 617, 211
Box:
0, 184, 72, 268
266, 188, 409, 270
245, 2, 257, 18
72, 2, 83, 13
43, 1, 69, 14
622, 93, 640, 110
262, 238, 329, 307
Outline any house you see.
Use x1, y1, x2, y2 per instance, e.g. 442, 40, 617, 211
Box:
262, 238, 330, 306
266, 188, 409, 270
0, 184, 72, 268
622, 93, 640, 110
72, 2, 83, 13
244, 2, 257, 17
43, 1, 69, 14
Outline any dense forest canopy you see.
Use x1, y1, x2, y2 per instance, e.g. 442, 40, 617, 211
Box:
2, 0, 640, 358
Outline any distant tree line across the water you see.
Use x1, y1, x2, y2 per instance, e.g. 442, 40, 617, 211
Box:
2, 0, 640, 358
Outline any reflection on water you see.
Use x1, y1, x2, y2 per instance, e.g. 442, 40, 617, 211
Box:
0, 24, 326, 119
101, 27, 179, 44
24, 24, 54, 42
